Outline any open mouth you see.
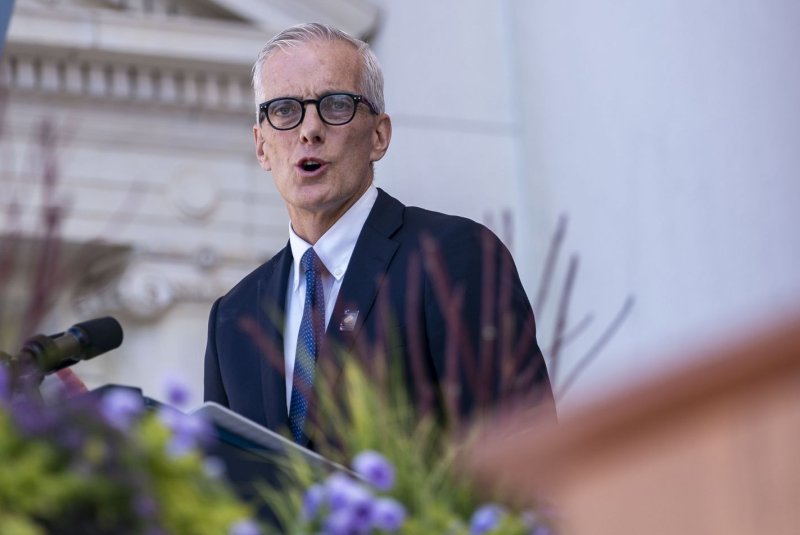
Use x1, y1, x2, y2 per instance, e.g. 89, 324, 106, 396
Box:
298, 159, 325, 172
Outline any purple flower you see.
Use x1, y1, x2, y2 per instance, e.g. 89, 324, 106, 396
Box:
163, 376, 191, 408
323, 508, 356, 535
56, 427, 85, 451
0, 364, 10, 402
158, 407, 211, 456
352, 450, 396, 492
324, 504, 373, 535
323, 473, 375, 533
347, 492, 374, 532
326, 473, 365, 511
470, 504, 505, 535
12, 400, 57, 436
229, 519, 261, 535
302, 483, 326, 520
371, 497, 406, 532
100, 388, 144, 431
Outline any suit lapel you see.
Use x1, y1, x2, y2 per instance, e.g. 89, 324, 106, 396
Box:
258, 191, 404, 435
326, 189, 403, 354
257, 244, 293, 432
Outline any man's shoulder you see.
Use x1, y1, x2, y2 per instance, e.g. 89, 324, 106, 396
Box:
400, 202, 506, 254
404, 204, 482, 231
374, 188, 490, 238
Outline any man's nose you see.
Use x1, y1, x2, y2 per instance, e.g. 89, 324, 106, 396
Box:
299, 103, 325, 143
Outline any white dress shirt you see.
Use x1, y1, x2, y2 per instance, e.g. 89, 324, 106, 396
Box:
283, 184, 378, 410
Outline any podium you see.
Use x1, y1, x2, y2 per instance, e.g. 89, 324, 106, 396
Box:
469, 313, 800, 534
194, 402, 338, 526
91, 387, 335, 528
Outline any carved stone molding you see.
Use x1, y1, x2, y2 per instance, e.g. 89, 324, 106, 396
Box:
0, 52, 254, 112
166, 166, 221, 221
71, 247, 258, 322
3, 0, 380, 111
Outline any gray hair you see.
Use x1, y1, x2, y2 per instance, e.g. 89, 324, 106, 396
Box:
252, 22, 385, 115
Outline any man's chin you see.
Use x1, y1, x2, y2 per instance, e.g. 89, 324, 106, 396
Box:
285, 190, 340, 218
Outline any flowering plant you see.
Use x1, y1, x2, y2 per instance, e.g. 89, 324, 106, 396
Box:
0, 368, 258, 535
262, 361, 555, 535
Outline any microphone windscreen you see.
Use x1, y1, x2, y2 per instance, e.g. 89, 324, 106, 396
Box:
71, 316, 124, 358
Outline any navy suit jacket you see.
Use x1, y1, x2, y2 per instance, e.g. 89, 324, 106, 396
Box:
204, 189, 553, 436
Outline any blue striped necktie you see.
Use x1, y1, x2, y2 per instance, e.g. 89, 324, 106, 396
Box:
289, 248, 325, 444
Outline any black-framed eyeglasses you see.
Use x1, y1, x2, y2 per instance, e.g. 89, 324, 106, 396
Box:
258, 93, 378, 130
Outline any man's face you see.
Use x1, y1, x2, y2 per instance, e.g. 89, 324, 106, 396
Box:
253, 40, 391, 234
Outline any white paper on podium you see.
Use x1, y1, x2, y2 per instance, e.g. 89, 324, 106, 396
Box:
192, 401, 343, 470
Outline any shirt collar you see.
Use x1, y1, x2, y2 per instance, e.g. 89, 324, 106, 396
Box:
288, 183, 378, 291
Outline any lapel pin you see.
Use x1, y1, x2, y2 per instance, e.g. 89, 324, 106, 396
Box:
339, 309, 359, 332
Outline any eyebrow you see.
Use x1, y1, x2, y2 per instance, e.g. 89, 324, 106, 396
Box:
265, 90, 356, 101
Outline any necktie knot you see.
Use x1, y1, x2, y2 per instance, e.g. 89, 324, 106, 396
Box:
301, 247, 321, 275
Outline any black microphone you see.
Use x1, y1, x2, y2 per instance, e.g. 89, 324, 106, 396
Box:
18, 316, 124, 375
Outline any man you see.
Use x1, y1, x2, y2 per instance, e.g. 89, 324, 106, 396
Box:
204, 23, 553, 445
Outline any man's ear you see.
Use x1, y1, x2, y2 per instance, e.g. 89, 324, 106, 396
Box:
370, 114, 392, 163
254, 124, 272, 171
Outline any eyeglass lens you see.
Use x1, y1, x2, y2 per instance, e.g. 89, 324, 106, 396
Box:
266, 94, 357, 129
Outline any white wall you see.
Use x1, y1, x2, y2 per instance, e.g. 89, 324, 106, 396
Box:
370, 1, 520, 234
372, 1, 800, 411
510, 0, 800, 409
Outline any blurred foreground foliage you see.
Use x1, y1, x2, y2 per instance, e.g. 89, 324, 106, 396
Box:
0, 370, 256, 535
262, 359, 555, 535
